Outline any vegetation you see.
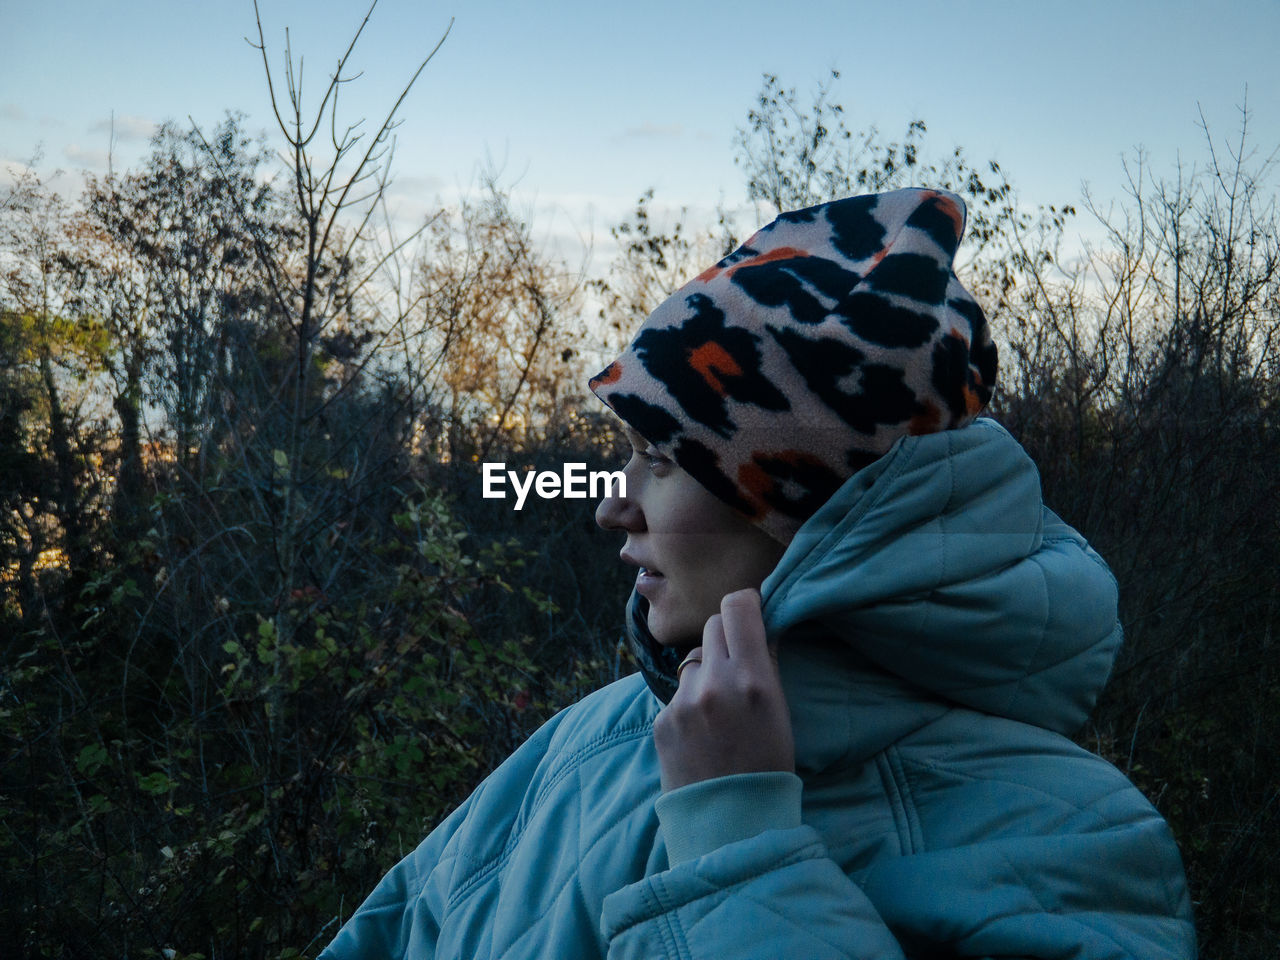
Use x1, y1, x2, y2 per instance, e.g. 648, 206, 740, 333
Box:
1, 19, 1276, 960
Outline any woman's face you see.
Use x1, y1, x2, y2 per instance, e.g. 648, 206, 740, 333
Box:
595, 425, 786, 648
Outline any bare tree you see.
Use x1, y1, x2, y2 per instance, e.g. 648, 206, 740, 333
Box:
408, 179, 586, 464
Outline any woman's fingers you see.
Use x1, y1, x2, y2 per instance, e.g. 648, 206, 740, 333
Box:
675, 645, 704, 685
654, 588, 794, 792
717, 588, 770, 666
701, 610, 729, 665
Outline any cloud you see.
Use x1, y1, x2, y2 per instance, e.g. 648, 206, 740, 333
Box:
375, 174, 448, 229
89, 113, 157, 142
618, 122, 685, 140
63, 144, 111, 170
1, 103, 63, 128
386, 173, 447, 197
0, 156, 92, 197
0, 158, 37, 189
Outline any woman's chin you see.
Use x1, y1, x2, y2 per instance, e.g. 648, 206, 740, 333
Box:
645, 610, 698, 649
646, 620, 675, 647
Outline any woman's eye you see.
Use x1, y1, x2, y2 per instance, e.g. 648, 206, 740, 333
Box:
640, 450, 672, 472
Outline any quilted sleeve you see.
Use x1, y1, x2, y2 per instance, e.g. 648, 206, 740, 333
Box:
602, 822, 908, 960
858, 785, 1198, 958
318, 788, 472, 960
601, 764, 1196, 960
602, 772, 908, 959
317, 691, 574, 959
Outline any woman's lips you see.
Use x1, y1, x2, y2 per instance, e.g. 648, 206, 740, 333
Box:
635, 567, 664, 598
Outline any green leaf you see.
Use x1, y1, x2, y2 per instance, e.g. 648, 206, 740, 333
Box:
76, 743, 110, 777
137, 771, 176, 795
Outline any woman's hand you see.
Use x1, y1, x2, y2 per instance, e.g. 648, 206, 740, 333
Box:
653, 589, 795, 792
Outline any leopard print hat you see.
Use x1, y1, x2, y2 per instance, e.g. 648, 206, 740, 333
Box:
589, 187, 997, 544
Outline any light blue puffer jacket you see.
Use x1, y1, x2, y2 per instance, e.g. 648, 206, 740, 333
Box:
320, 418, 1196, 959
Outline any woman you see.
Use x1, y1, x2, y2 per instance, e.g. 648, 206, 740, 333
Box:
321, 188, 1196, 958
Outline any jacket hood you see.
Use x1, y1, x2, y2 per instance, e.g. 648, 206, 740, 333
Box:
626, 418, 1122, 770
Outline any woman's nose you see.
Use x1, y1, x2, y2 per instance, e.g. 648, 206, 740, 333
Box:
595, 485, 644, 532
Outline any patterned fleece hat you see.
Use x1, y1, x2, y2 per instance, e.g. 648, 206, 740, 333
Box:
589, 187, 997, 544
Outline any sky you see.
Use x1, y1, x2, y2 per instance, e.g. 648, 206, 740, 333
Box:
4, 0, 1280, 263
